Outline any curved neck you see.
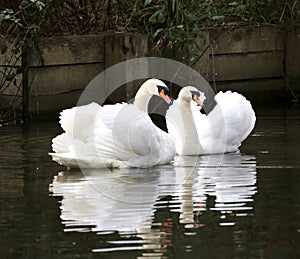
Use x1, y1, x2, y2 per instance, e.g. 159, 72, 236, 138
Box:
133, 94, 151, 113
177, 99, 200, 154
178, 99, 195, 132
148, 95, 169, 133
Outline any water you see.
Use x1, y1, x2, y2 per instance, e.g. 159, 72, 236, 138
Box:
0, 106, 299, 258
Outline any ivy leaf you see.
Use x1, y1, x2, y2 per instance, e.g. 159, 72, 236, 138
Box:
193, 23, 200, 34
13, 18, 22, 25
0, 41, 7, 54
13, 78, 17, 86
30, 48, 42, 62
186, 12, 198, 22
28, 24, 39, 30
199, 14, 209, 21
144, 0, 153, 6
6, 73, 15, 82
184, 39, 193, 49
149, 14, 157, 23
229, 2, 238, 7
172, 0, 177, 13
157, 12, 165, 23
3, 9, 14, 15
149, 9, 164, 23
236, 4, 247, 13
190, 55, 198, 63
16, 66, 24, 74
153, 28, 164, 38
212, 15, 224, 21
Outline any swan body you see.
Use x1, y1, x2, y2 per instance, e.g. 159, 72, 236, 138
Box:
50, 79, 176, 169
167, 87, 256, 155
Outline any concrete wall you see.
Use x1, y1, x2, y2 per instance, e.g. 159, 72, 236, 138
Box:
208, 26, 286, 102
0, 26, 299, 115
285, 26, 300, 101
0, 35, 105, 114
0, 33, 148, 115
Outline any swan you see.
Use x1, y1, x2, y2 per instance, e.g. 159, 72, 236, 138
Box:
167, 86, 256, 155
49, 79, 176, 169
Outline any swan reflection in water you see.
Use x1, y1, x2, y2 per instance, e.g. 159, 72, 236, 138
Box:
50, 153, 257, 253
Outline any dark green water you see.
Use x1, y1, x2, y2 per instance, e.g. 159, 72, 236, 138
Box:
0, 106, 299, 258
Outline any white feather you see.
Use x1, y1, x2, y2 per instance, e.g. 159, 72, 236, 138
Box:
50, 79, 176, 168
167, 88, 256, 155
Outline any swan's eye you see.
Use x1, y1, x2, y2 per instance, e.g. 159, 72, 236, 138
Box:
157, 85, 170, 95
190, 90, 200, 98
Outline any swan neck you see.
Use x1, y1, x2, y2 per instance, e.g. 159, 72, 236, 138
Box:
133, 94, 151, 112
178, 99, 200, 154
178, 99, 193, 115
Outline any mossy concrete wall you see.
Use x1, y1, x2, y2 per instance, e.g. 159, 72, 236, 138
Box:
0, 35, 105, 114
286, 27, 300, 101
0, 33, 148, 115
208, 26, 286, 102
0, 26, 299, 115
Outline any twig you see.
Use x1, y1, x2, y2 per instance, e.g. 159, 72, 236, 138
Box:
279, 0, 287, 23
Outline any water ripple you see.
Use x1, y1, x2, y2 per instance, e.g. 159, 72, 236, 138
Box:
50, 152, 257, 254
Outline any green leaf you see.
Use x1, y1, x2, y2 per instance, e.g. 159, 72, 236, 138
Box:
157, 12, 165, 23
199, 15, 209, 21
190, 55, 198, 63
30, 48, 42, 62
0, 41, 7, 54
6, 73, 15, 82
236, 4, 247, 13
13, 18, 22, 25
149, 14, 157, 23
153, 28, 164, 38
149, 9, 163, 23
16, 66, 24, 74
192, 23, 200, 34
229, 2, 238, 7
212, 15, 224, 21
172, 0, 177, 13
144, 0, 153, 6
186, 12, 198, 22
28, 24, 39, 30
184, 39, 193, 48
3, 8, 14, 14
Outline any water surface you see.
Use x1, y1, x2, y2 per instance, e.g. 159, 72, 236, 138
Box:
0, 106, 299, 258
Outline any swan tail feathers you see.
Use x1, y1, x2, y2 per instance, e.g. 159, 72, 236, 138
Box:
214, 91, 256, 146
51, 133, 73, 153
59, 102, 101, 140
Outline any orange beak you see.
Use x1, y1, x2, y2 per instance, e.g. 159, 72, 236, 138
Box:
193, 95, 203, 106
160, 89, 172, 104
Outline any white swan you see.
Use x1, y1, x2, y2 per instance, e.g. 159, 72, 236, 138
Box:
167, 86, 256, 155
50, 79, 176, 168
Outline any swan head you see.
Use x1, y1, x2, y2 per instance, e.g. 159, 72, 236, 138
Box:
134, 79, 172, 112
178, 86, 205, 106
